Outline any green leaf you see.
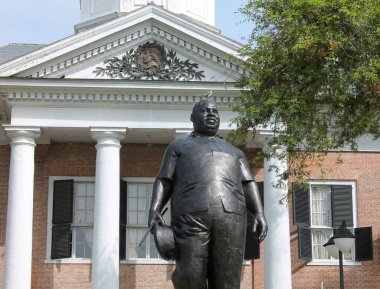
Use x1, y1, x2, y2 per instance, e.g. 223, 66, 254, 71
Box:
234, 0, 380, 187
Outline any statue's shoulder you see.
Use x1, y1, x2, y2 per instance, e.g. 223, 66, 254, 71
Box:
166, 134, 192, 151
217, 138, 246, 157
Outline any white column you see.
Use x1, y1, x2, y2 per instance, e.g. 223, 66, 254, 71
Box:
263, 147, 292, 289
3, 126, 40, 289
90, 128, 126, 289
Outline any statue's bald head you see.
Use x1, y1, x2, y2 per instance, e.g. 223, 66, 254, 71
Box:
190, 100, 220, 136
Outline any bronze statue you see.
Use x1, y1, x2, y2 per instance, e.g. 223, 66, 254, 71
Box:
148, 99, 267, 289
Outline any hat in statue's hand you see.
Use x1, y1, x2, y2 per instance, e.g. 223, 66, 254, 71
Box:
153, 222, 176, 261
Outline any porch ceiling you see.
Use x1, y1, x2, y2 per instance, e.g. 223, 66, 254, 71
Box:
39, 127, 233, 144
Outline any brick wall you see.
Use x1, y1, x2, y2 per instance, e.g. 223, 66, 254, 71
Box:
0, 143, 257, 289
252, 152, 380, 289
0, 144, 379, 289
0, 146, 10, 288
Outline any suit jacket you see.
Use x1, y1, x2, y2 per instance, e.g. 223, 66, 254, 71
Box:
157, 132, 254, 217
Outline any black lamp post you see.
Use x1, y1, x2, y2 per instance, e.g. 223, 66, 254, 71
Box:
323, 221, 356, 289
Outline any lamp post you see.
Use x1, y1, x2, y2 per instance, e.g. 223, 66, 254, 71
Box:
323, 221, 356, 289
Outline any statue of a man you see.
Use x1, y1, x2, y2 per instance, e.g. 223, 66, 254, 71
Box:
148, 100, 267, 289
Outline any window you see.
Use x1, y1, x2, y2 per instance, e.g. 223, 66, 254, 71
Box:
72, 182, 94, 258
310, 184, 354, 261
48, 178, 95, 260
48, 177, 171, 263
121, 178, 171, 262
126, 182, 158, 259
293, 181, 357, 263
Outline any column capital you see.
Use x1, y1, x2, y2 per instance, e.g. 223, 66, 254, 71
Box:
255, 129, 275, 147
90, 127, 126, 147
3, 126, 41, 146
255, 129, 289, 154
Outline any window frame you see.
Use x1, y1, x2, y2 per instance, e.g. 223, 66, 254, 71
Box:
71, 181, 95, 259
121, 177, 174, 265
45, 176, 95, 264
307, 180, 359, 266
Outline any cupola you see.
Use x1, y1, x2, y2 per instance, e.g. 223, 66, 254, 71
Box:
77, 0, 215, 32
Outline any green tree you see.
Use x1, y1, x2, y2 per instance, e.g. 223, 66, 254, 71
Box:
233, 0, 380, 184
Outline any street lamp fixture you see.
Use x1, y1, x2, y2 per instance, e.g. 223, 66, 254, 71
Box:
333, 221, 356, 253
323, 237, 339, 259
323, 221, 356, 289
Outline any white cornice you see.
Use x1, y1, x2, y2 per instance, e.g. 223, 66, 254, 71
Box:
0, 78, 239, 108
0, 77, 239, 92
0, 5, 243, 77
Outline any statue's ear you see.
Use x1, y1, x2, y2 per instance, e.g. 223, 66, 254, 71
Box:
190, 113, 194, 122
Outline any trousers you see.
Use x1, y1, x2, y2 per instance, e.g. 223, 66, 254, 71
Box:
171, 197, 247, 289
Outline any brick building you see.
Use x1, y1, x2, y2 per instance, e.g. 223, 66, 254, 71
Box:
0, 1, 378, 289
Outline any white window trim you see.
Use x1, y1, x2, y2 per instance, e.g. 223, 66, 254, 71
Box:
44, 259, 92, 264
307, 180, 360, 266
122, 177, 174, 264
45, 176, 95, 264
308, 260, 361, 266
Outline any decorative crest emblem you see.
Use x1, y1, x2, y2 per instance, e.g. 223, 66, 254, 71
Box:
94, 41, 205, 81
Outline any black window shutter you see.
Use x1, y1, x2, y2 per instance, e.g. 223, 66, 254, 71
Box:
292, 183, 310, 226
298, 226, 312, 261
331, 185, 353, 227
119, 179, 128, 260
355, 227, 373, 261
51, 180, 74, 259
53, 180, 74, 224
244, 181, 264, 260
51, 225, 72, 259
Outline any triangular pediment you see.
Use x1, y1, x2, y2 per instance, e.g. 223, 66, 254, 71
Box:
0, 5, 247, 82
91, 40, 207, 81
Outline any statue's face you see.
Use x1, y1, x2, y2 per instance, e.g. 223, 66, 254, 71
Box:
191, 101, 220, 136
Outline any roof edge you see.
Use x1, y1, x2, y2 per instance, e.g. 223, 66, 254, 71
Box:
0, 5, 243, 77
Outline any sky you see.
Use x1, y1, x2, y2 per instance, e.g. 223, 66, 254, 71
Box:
0, 0, 253, 47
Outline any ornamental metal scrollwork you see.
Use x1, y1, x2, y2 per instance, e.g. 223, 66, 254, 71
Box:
94, 41, 205, 80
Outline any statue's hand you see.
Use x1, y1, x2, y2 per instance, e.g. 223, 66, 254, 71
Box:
148, 209, 165, 228
252, 212, 268, 242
